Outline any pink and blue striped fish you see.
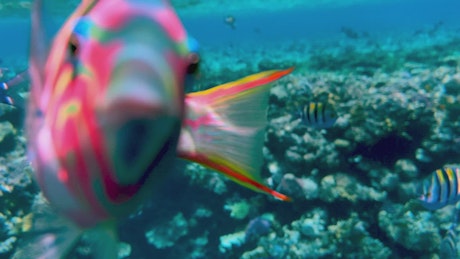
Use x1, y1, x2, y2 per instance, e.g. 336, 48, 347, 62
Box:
14, 0, 292, 257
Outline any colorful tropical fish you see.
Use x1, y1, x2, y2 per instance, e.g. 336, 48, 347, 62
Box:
12, 0, 292, 257
297, 101, 337, 128
418, 166, 460, 210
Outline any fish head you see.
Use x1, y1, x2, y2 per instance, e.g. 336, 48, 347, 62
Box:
416, 176, 442, 210
417, 178, 432, 200
28, 0, 199, 227
322, 108, 338, 128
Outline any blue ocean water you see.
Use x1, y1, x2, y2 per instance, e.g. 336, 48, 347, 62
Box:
1, 0, 460, 258
1, 0, 459, 58
183, 0, 460, 47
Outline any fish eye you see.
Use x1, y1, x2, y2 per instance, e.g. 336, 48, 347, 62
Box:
68, 35, 79, 57
186, 52, 200, 75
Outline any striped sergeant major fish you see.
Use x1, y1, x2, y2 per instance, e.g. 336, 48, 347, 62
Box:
418, 166, 460, 210
297, 101, 337, 129
11, 0, 292, 258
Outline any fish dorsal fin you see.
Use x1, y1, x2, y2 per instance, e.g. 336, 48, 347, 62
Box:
29, 0, 47, 100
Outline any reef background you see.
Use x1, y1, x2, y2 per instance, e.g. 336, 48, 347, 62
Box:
1, 0, 460, 258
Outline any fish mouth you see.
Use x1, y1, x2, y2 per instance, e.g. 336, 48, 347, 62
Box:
94, 68, 182, 185
98, 72, 179, 126
109, 115, 178, 185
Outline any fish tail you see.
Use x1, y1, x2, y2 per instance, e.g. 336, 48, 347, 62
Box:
0, 83, 15, 106
0, 71, 29, 108
178, 68, 294, 201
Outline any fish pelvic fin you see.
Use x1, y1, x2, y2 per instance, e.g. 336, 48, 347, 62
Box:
178, 68, 294, 201
12, 200, 82, 259
12, 198, 119, 259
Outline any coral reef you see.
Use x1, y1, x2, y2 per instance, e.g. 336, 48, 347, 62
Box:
192, 25, 460, 258
145, 212, 189, 249
224, 200, 251, 220
378, 204, 442, 253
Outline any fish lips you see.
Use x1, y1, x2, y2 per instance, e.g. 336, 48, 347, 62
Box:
95, 79, 182, 186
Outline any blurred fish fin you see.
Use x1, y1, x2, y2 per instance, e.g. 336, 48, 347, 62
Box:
178, 68, 293, 201
85, 221, 119, 259
12, 200, 82, 259
29, 0, 48, 95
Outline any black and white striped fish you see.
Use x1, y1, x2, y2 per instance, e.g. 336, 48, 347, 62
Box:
297, 102, 337, 129
418, 166, 460, 210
